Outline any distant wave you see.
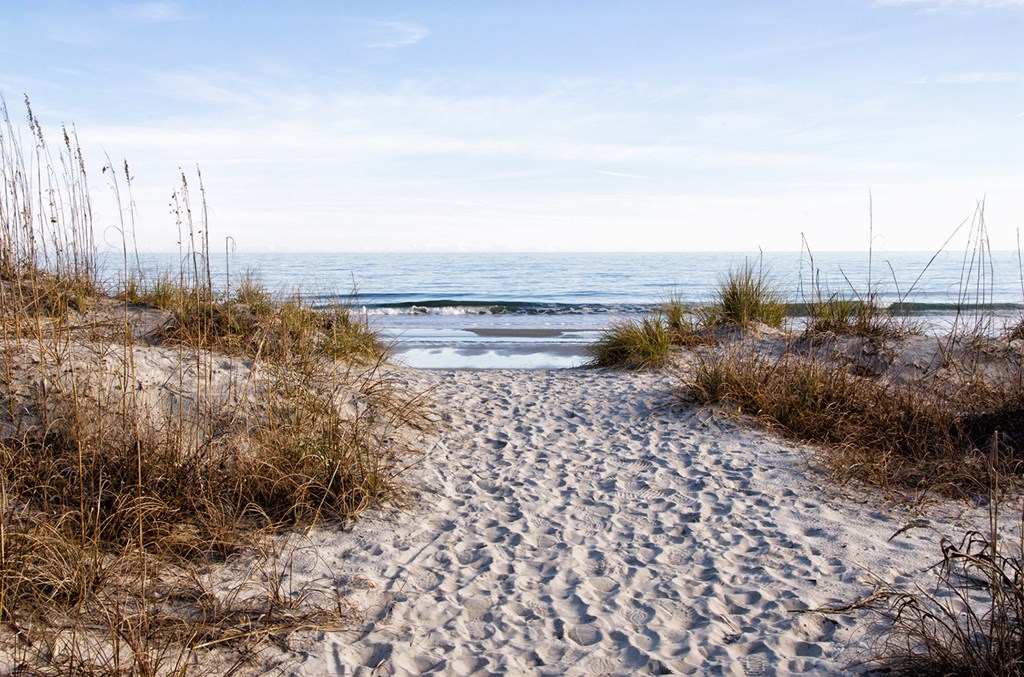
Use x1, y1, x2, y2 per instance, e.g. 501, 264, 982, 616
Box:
785, 301, 1024, 317
327, 298, 1024, 318
788, 301, 1023, 316
885, 302, 1023, 313
357, 300, 650, 316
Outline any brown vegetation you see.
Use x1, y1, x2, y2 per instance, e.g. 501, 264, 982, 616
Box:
1, 97, 428, 674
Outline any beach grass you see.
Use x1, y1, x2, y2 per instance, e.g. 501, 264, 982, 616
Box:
686, 346, 1024, 495
586, 315, 671, 369
804, 294, 901, 337
662, 294, 715, 347
797, 238, 912, 339
705, 260, 786, 329
0, 98, 426, 674
589, 260, 786, 369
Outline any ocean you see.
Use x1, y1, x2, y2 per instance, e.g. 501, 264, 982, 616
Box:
117, 251, 1024, 369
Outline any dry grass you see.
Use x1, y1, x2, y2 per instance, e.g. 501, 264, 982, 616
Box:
685, 210, 1023, 495
872, 507, 1024, 675
797, 234, 925, 340
803, 294, 906, 338
0, 97, 428, 674
686, 346, 1024, 496
590, 262, 786, 370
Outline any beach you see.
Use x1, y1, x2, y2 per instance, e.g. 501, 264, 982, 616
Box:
7, 247, 1024, 675
244, 360, 1009, 676
3, 295, 1021, 675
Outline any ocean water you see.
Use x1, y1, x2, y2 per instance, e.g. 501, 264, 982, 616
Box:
116, 251, 1024, 369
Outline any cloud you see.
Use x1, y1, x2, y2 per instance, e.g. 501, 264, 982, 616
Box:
593, 170, 648, 180
874, 0, 1024, 8
362, 21, 428, 50
911, 72, 1022, 84
40, 2, 184, 45
110, 2, 184, 24
58, 63, 1018, 252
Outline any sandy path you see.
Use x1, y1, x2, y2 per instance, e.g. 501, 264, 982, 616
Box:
273, 367, 988, 676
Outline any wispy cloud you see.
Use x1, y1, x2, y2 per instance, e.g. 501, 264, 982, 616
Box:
110, 2, 184, 24
911, 71, 1022, 84
874, 0, 1024, 9
362, 21, 428, 50
593, 170, 648, 180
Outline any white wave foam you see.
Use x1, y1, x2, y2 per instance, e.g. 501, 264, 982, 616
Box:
365, 306, 494, 316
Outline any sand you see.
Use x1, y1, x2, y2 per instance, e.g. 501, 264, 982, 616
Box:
249, 362, 1009, 676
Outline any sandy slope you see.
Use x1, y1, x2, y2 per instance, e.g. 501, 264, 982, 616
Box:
259, 365, 1003, 676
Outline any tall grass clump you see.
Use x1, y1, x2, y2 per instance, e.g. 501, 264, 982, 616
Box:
796, 229, 923, 339
705, 260, 785, 329
0, 96, 425, 674
662, 294, 715, 347
119, 269, 179, 310
588, 315, 670, 369
804, 293, 859, 334
146, 272, 385, 364
803, 291, 897, 337
1, 95, 98, 344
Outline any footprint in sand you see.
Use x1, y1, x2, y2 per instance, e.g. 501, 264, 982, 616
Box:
618, 604, 655, 626
742, 653, 770, 675
567, 623, 602, 646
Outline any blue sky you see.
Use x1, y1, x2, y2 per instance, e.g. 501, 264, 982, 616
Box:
1, 0, 1021, 252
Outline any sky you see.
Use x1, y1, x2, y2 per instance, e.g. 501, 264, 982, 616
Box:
1, 0, 1022, 253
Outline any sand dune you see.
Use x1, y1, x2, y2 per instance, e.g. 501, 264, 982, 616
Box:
258, 364, 1002, 676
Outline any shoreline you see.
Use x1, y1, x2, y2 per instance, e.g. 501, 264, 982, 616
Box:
391, 340, 589, 369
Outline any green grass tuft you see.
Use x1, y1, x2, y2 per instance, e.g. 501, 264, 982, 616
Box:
706, 261, 786, 329
588, 316, 671, 369
662, 295, 714, 347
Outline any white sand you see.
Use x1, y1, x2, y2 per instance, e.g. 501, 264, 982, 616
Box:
254, 364, 1007, 676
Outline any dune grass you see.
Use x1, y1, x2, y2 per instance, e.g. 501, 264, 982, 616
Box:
0, 97, 426, 674
686, 347, 1024, 495
705, 260, 786, 329
804, 294, 899, 337
661, 294, 716, 348
587, 315, 671, 369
